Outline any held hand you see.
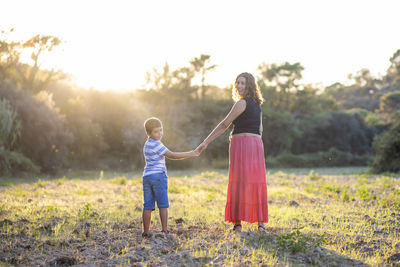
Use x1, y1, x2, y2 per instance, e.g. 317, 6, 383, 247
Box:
193, 148, 201, 157
193, 144, 204, 157
196, 142, 208, 154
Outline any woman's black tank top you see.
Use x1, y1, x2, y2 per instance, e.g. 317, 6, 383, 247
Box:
232, 98, 261, 135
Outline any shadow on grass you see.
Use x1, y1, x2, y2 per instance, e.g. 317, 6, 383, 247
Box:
240, 227, 368, 266
2, 216, 394, 266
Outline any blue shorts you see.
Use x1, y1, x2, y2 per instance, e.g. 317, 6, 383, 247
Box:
142, 172, 169, 210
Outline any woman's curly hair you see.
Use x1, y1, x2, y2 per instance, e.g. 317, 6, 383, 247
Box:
232, 72, 264, 105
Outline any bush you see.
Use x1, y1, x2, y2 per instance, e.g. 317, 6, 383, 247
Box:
63, 96, 109, 167
0, 86, 72, 173
0, 98, 21, 150
371, 120, 400, 173
0, 98, 39, 175
0, 149, 40, 175
346, 108, 386, 127
268, 148, 372, 168
379, 91, 400, 117
262, 107, 297, 156
292, 112, 374, 155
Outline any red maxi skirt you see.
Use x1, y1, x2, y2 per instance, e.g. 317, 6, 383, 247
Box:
225, 135, 268, 223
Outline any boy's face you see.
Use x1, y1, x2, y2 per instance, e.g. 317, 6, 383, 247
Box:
149, 126, 163, 141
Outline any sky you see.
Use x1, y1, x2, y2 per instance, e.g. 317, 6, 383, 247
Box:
2, 0, 400, 91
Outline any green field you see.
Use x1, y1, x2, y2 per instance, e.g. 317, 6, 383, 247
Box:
1, 167, 400, 266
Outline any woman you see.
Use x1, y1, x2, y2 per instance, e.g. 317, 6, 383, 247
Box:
197, 72, 268, 232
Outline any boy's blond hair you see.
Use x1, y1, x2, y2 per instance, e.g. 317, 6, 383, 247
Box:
144, 117, 162, 135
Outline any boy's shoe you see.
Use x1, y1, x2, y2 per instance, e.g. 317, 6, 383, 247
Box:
142, 232, 151, 238
161, 230, 169, 234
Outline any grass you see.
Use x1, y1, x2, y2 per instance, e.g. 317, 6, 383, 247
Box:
0, 167, 399, 266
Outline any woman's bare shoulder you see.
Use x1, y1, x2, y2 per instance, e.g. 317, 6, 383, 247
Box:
231, 99, 246, 114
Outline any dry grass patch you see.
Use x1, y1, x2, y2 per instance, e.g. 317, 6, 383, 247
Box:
0, 168, 399, 266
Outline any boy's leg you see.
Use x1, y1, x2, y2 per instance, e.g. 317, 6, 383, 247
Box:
159, 207, 168, 232
142, 175, 156, 234
153, 173, 169, 232
142, 209, 152, 233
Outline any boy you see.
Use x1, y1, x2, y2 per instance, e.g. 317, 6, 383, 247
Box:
142, 117, 200, 237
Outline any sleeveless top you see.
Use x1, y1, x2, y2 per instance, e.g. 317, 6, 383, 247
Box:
232, 97, 261, 135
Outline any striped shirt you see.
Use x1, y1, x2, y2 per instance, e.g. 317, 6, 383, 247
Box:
143, 138, 169, 176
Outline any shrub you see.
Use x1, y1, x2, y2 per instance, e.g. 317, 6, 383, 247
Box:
0, 149, 40, 175
292, 112, 374, 155
371, 120, 400, 173
0, 86, 72, 173
379, 91, 400, 118
0, 98, 39, 175
267, 148, 372, 168
262, 107, 296, 156
0, 98, 21, 150
276, 229, 326, 253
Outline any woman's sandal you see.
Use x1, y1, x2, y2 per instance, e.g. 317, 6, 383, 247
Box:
232, 224, 242, 232
258, 225, 268, 234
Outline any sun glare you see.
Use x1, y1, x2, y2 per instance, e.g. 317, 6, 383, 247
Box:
2, 0, 400, 92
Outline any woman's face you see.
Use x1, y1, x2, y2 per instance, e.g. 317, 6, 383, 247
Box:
236, 76, 247, 97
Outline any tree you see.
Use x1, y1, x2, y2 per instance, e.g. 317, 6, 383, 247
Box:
262, 107, 296, 156
386, 49, 400, 86
348, 68, 382, 89
63, 96, 109, 166
324, 68, 387, 112
172, 66, 195, 90
346, 108, 387, 134
19, 35, 63, 93
257, 80, 279, 109
290, 86, 340, 118
258, 62, 304, 111
292, 112, 374, 155
0, 31, 64, 92
0, 85, 72, 173
189, 54, 216, 99
145, 63, 173, 91
144, 56, 217, 103
0, 97, 39, 174
379, 91, 400, 122
145, 54, 216, 98
0, 98, 21, 151
371, 120, 400, 173
0, 29, 20, 83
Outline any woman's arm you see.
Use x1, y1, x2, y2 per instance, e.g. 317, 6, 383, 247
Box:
260, 111, 263, 136
165, 150, 199, 160
199, 100, 246, 150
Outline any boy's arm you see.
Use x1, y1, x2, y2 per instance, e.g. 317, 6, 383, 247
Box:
164, 150, 199, 160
